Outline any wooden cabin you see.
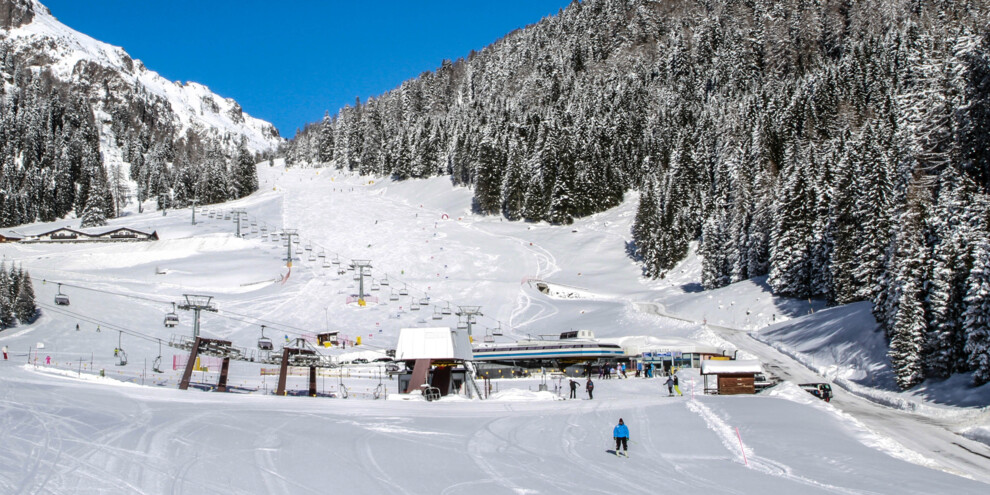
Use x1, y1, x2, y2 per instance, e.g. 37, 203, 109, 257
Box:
701, 359, 763, 395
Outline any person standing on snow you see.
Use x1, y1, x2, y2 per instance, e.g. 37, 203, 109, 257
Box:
2, 345, 8, 360
665, 376, 675, 396
586, 378, 594, 400
569, 379, 578, 399
673, 374, 682, 396
613, 418, 629, 455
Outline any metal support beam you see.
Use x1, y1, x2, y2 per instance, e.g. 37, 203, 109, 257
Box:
178, 337, 202, 391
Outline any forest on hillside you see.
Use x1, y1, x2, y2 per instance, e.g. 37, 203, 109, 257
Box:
284, 0, 990, 388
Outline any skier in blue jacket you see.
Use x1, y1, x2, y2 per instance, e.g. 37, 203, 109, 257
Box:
613, 418, 629, 455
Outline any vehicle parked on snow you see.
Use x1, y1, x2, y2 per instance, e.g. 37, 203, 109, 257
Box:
799, 383, 833, 402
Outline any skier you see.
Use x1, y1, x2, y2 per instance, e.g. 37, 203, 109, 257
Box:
586, 378, 594, 400
76, 323, 80, 331
613, 418, 629, 456
45, 355, 51, 365
2, 345, 7, 360
673, 374, 682, 396
665, 376, 675, 396
569, 379, 578, 399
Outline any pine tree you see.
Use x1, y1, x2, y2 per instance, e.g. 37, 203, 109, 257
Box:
963, 241, 990, 385
13, 270, 36, 323
886, 183, 931, 390
0, 263, 14, 328
232, 138, 258, 199
769, 162, 815, 298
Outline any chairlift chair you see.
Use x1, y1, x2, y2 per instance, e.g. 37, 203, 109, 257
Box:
419, 297, 429, 306
370, 282, 380, 291
309, 252, 317, 262
441, 303, 452, 315
164, 303, 179, 328
432, 307, 443, 320
54, 283, 70, 306
305, 242, 313, 251
389, 291, 399, 302
483, 332, 495, 343
399, 285, 409, 296
379, 275, 389, 286
410, 298, 420, 311
257, 325, 274, 351
331, 256, 341, 266
115, 331, 128, 366
493, 323, 504, 337
457, 321, 468, 330
318, 250, 326, 259
152, 340, 164, 373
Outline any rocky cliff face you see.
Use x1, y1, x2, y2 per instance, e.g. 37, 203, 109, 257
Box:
0, 0, 37, 30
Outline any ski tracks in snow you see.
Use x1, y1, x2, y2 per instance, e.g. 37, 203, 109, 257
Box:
685, 398, 869, 494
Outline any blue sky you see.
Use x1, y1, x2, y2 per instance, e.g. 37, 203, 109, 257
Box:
42, 0, 573, 137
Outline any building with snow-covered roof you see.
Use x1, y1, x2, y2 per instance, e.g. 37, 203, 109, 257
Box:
701, 359, 763, 395
18, 226, 158, 243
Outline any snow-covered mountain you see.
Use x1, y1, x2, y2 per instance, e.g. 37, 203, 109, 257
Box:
0, 0, 280, 154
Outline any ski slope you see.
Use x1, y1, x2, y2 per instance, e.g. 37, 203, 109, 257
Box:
1, 162, 989, 494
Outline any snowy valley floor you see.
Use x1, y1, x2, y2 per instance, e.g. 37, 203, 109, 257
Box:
1, 163, 989, 493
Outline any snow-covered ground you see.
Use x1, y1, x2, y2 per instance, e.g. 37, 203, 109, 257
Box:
2, 162, 989, 493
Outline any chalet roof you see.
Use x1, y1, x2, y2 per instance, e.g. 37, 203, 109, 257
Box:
395, 327, 473, 361
700, 359, 763, 375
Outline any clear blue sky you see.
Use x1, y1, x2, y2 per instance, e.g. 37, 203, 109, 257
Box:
42, 0, 574, 137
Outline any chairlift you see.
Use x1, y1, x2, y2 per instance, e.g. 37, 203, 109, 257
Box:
54, 283, 70, 306
257, 325, 274, 351
292, 237, 300, 245
152, 340, 164, 373
432, 307, 443, 320
399, 285, 409, 296
492, 323, 504, 337
318, 250, 326, 259
164, 302, 179, 328
379, 275, 390, 286
309, 252, 317, 262
331, 256, 341, 266
322, 258, 332, 269
418, 296, 429, 306
389, 291, 399, 302
370, 282, 380, 291
483, 331, 495, 343
457, 321, 468, 330
441, 303, 452, 315
305, 242, 313, 251
410, 298, 420, 311
352, 272, 361, 281
115, 331, 128, 366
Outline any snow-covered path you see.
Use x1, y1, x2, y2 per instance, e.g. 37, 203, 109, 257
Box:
704, 323, 990, 484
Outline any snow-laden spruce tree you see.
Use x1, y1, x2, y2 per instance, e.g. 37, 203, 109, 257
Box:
963, 241, 990, 385
886, 183, 932, 389
13, 270, 36, 323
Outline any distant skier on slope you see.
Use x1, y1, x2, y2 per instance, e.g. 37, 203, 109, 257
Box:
665, 376, 674, 396
613, 418, 629, 456
586, 378, 594, 400
2, 345, 7, 360
673, 374, 682, 396
569, 379, 578, 399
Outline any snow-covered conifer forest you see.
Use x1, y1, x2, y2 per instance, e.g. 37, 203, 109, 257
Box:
285, 0, 990, 389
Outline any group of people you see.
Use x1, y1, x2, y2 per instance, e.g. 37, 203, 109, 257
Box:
568, 372, 682, 400
597, 363, 627, 379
